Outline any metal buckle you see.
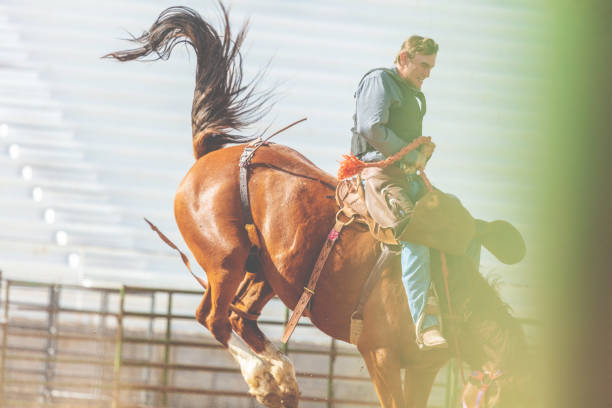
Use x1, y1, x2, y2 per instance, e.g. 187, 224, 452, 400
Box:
239, 147, 255, 168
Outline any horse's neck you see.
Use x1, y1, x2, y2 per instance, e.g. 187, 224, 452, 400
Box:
455, 283, 528, 375
463, 313, 526, 369
440, 254, 527, 372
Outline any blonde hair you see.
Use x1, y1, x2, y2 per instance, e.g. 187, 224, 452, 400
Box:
394, 35, 439, 64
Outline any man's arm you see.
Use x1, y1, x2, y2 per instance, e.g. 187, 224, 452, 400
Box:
355, 72, 419, 163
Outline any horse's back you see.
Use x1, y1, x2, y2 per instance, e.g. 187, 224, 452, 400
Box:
173, 143, 337, 281
176, 143, 336, 203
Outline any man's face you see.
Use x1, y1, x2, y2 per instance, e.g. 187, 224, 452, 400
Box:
397, 52, 436, 89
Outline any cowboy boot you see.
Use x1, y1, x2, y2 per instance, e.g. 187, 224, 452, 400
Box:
416, 286, 448, 350
421, 326, 448, 349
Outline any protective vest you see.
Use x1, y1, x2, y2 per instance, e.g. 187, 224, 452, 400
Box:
351, 68, 426, 157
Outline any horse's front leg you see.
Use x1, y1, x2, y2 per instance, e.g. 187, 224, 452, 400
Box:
360, 347, 406, 408
403, 365, 440, 408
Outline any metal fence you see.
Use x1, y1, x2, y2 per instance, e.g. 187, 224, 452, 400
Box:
0, 277, 456, 408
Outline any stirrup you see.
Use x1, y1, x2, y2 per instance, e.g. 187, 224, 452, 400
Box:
415, 284, 444, 348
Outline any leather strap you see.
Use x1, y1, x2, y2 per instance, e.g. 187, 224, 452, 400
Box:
351, 244, 400, 323
230, 304, 261, 321
282, 219, 346, 343
239, 146, 256, 224
145, 217, 260, 321
238, 118, 308, 225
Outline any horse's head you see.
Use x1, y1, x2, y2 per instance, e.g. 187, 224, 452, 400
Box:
454, 300, 533, 408
435, 254, 534, 407
460, 367, 530, 408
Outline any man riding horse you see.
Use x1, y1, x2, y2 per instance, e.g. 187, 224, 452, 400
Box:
352, 36, 447, 349
351, 36, 521, 349
106, 5, 531, 406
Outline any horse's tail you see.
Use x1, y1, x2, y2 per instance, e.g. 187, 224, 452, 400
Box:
104, 4, 270, 159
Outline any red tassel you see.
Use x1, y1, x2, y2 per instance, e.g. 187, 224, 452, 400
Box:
337, 136, 434, 180
337, 154, 366, 180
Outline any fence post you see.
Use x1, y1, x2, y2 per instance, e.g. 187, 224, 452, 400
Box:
113, 286, 126, 408
162, 291, 173, 407
281, 307, 289, 355
144, 291, 156, 406
44, 285, 60, 403
326, 338, 337, 408
0, 280, 9, 404
96, 291, 109, 400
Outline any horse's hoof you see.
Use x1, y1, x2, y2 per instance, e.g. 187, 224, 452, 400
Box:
255, 392, 283, 408
281, 393, 299, 408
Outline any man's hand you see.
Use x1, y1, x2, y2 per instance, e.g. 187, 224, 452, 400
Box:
414, 141, 436, 169
421, 141, 436, 160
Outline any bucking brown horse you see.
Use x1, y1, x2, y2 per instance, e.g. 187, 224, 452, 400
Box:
106, 5, 532, 408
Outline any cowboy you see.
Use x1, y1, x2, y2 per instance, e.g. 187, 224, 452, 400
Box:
350, 36, 449, 349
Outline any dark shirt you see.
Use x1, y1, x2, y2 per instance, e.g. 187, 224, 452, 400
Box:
350, 67, 426, 164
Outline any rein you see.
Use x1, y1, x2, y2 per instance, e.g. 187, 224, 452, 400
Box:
419, 167, 466, 385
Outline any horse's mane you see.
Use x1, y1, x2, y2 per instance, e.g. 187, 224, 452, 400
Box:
433, 253, 528, 372
104, 3, 272, 159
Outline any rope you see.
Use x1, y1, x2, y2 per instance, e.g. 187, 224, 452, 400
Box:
338, 136, 466, 385
144, 218, 259, 321
337, 136, 432, 180
144, 218, 208, 290
419, 167, 467, 386
244, 117, 307, 162
440, 247, 466, 385
264, 117, 307, 142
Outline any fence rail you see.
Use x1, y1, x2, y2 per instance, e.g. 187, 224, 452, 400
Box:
0, 276, 462, 408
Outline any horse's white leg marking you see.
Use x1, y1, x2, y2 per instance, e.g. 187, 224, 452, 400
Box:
257, 341, 299, 406
227, 334, 299, 407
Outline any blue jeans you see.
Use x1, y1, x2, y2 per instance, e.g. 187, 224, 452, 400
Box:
401, 179, 481, 331
401, 239, 481, 331
401, 242, 437, 330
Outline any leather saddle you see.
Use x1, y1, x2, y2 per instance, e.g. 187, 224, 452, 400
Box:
335, 171, 476, 255
335, 170, 525, 263
335, 175, 397, 245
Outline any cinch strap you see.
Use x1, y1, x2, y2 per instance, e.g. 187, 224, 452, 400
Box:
281, 219, 346, 343
239, 146, 256, 225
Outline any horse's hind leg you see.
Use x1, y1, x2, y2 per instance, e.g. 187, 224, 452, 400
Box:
227, 258, 299, 408
228, 251, 273, 353
189, 232, 250, 346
